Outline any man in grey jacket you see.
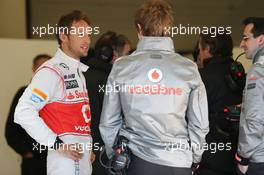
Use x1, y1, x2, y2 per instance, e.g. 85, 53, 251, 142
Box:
236, 17, 264, 175
99, 0, 209, 174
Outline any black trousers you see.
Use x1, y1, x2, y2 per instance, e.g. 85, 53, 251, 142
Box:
237, 162, 264, 175
21, 157, 46, 175
126, 154, 192, 175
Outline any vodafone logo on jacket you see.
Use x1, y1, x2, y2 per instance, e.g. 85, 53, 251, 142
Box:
148, 68, 163, 83
249, 74, 257, 81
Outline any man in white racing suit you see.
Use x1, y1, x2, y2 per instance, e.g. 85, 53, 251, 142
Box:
15, 10, 93, 175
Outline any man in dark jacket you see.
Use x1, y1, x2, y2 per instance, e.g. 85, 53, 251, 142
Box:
83, 31, 131, 175
195, 33, 243, 175
5, 54, 51, 175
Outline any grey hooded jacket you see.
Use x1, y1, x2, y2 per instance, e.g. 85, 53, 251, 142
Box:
99, 37, 209, 167
238, 46, 264, 163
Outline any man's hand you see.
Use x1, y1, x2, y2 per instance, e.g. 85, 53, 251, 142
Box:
237, 164, 248, 174
57, 143, 83, 161
90, 152, 96, 163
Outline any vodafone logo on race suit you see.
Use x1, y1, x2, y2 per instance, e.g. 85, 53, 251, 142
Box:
148, 68, 163, 83
82, 104, 91, 123
75, 125, 91, 132
75, 104, 91, 132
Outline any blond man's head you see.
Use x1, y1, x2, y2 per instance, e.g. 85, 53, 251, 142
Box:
135, 0, 173, 37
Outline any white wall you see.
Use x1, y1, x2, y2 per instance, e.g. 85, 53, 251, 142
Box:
0, 38, 57, 175
0, 0, 26, 38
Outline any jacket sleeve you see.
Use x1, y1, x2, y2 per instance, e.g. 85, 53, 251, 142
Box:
99, 67, 123, 158
237, 66, 264, 164
187, 71, 209, 163
14, 68, 63, 147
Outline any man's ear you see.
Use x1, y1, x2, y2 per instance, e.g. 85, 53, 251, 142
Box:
205, 45, 211, 53
111, 50, 118, 63
137, 24, 142, 32
203, 45, 213, 59
201, 45, 210, 54
32, 65, 36, 73
59, 32, 68, 43
137, 24, 143, 38
258, 34, 264, 46
113, 50, 118, 58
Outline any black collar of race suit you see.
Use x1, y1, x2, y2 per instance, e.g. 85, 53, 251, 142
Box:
136, 37, 175, 53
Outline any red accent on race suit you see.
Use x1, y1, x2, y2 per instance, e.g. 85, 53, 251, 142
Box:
39, 101, 91, 136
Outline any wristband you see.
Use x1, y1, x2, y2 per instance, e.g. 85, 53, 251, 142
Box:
235, 153, 249, 166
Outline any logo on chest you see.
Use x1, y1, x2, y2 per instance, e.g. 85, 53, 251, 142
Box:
65, 80, 79, 89
64, 74, 75, 79
67, 90, 88, 100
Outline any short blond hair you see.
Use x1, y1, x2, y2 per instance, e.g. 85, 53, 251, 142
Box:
135, 0, 173, 37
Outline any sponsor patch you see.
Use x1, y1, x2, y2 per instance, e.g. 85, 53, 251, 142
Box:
247, 83, 256, 90
31, 88, 47, 103
66, 90, 88, 100
32, 88, 47, 99
64, 74, 75, 79
31, 94, 44, 103
65, 80, 79, 89
59, 63, 69, 70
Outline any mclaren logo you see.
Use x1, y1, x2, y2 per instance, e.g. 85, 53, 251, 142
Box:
59, 63, 69, 70
148, 68, 163, 83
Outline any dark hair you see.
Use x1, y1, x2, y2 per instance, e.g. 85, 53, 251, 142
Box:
33, 54, 51, 66
115, 34, 131, 56
200, 33, 233, 57
94, 31, 130, 58
56, 10, 91, 45
135, 0, 173, 36
192, 41, 199, 62
243, 17, 264, 38
94, 31, 117, 59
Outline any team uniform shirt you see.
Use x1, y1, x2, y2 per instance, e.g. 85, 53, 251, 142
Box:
237, 46, 264, 164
